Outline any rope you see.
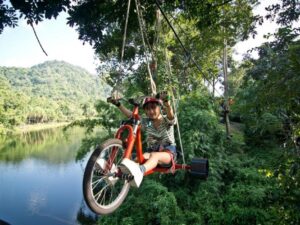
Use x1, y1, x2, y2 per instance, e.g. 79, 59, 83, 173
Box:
165, 49, 186, 165
120, 0, 132, 64
111, 0, 131, 96
136, 0, 158, 80
135, 0, 157, 95
136, 0, 154, 58
172, 94, 186, 164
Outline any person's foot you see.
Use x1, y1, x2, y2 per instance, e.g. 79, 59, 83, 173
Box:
120, 158, 143, 188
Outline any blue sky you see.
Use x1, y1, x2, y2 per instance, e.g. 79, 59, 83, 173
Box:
0, 12, 97, 74
0, 1, 287, 75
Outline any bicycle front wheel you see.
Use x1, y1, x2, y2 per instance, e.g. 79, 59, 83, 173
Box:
83, 139, 130, 215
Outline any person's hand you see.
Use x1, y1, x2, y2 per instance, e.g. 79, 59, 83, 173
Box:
156, 91, 171, 102
156, 91, 171, 107
107, 97, 121, 107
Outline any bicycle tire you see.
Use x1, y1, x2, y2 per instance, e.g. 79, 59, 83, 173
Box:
83, 138, 130, 215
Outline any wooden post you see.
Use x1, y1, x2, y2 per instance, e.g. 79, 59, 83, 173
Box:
223, 39, 230, 138
212, 76, 216, 97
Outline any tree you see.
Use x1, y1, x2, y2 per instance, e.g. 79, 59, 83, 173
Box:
0, 77, 28, 131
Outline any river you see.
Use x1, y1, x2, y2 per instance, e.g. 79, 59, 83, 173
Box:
0, 127, 101, 225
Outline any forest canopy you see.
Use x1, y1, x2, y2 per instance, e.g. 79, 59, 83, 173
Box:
0, 0, 300, 224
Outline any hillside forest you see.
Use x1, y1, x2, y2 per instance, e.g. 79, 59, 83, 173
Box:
1, 0, 300, 224
0, 60, 108, 133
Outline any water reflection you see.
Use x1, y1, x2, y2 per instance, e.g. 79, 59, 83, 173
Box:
0, 128, 85, 164
0, 127, 98, 225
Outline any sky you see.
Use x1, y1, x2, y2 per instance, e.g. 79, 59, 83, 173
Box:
233, 0, 280, 61
0, 12, 98, 74
0, 1, 286, 75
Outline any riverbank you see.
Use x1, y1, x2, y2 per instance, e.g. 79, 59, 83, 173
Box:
16, 122, 70, 133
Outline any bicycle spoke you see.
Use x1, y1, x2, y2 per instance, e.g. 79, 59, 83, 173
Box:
108, 184, 116, 204
99, 186, 108, 205
92, 177, 105, 189
95, 183, 109, 203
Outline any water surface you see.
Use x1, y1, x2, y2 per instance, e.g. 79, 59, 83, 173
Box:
0, 127, 98, 225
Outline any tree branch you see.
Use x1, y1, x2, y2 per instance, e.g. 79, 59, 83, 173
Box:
212, 0, 233, 8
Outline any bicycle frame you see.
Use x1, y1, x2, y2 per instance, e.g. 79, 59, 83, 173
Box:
114, 102, 190, 176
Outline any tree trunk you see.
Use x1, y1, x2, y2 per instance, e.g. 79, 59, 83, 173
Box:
212, 76, 216, 97
223, 39, 230, 138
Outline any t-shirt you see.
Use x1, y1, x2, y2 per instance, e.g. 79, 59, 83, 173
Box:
141, 116, 176, 149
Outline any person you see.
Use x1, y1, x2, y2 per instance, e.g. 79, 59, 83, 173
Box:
108, 92, 176, 187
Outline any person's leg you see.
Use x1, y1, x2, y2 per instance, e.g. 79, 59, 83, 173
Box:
120, 151, 172, 187
143, 152, 151, 160
142, 152, 172, 172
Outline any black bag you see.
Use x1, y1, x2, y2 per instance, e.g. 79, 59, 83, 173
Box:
190, 158, 209, 179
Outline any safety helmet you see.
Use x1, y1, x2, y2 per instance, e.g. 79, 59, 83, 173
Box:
142, 97, 162, 108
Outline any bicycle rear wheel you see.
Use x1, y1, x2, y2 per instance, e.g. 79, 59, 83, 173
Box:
83, 139, 130, 215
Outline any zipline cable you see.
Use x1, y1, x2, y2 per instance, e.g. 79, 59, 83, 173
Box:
155, 0, 223, 97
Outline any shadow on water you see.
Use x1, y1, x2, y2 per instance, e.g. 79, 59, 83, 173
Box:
76, 201, 99, 225
0, 127, 102, 225
0, 219, 11, 225
25, 202, 98, 225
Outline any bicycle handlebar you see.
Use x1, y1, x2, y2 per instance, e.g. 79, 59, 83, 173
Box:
107, 96, 143, 107
107, 93, 168, 108
128, 98, 140, 107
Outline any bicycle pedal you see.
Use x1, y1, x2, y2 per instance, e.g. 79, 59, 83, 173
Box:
121, 174, 134, 181
94, 168, 106, 176
114, 170, 134, 181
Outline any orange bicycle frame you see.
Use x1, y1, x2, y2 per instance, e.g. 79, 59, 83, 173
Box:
115, 102, 190, 176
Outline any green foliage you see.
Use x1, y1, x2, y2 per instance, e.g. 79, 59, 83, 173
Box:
9, 0, 70, 27
66, 0, 259, 95
178, 90, 224, 159
100, 179, 183, 225
265, 0, 300, 28
66, 99, 124, 161
0, 77, 28, 132
0, 61, 108, 132
233, 38, 300, 146
231, 8, 300, 223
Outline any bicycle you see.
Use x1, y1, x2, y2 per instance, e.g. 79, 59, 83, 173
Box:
83, 97, 209, 215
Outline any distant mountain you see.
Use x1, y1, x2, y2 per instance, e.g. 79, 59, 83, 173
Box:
0, 60, 109, 102
0, 61, 110, 126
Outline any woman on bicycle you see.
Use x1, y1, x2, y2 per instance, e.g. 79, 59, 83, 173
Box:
109, 92, 176, 186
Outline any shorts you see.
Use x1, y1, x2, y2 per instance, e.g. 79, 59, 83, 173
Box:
147, 144, 177, 162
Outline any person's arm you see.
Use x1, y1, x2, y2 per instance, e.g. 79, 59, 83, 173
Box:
158, 91, 175, 121
107, 97, 132, 118
163, 100, 174, 121
118, 104, 132, 118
